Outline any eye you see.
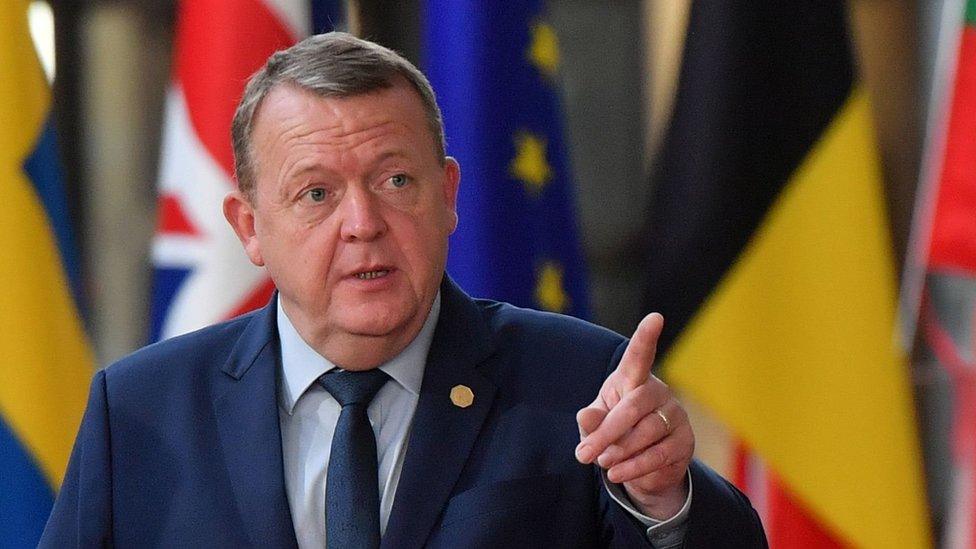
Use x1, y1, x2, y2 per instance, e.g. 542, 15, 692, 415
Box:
389, 174, 410, 188
306, 188, 326, 202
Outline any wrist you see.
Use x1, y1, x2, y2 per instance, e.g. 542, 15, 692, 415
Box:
626, 476, 689, 520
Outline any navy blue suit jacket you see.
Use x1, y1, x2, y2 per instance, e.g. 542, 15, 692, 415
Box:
41, 277, 765, 548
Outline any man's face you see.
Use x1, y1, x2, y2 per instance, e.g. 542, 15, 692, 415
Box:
224, 81, 459, 369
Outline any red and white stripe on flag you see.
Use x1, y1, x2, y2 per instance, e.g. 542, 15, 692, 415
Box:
902, 0, 976, 546
922, 2, 976, 546
734, 445, 849, 548
151, 0, 311, 341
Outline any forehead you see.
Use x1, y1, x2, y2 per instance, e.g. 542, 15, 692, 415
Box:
251, 81, 433, 157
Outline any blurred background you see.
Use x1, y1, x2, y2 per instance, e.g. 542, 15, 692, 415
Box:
3, 0, 973, 547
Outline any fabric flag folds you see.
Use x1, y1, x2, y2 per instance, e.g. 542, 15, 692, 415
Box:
0, 1, 92, 547
644, 1, 931, 547
151, 0, 339, 341
423, 2, 589, 318
907, 0, 976, 546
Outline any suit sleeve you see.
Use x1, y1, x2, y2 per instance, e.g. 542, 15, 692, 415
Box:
682, 460, 767, 548
39, 370, 114, 548
597, 471, 655, 547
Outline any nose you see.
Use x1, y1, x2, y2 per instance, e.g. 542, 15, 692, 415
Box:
339, 187, 387, 242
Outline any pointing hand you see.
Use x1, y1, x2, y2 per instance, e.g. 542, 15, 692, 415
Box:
576, 313, 694, 519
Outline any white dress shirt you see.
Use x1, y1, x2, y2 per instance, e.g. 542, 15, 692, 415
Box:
276, 292, 689, 548
277, 294, 440, 548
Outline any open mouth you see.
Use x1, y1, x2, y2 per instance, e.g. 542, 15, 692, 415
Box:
354, 269, 390, 280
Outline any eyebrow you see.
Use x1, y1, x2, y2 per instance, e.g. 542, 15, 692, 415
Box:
275, 164, 335, 202
371, 149, 411, 165
278, 148, 416, 196
288, 149, 411, 178
287, 164, 332, 180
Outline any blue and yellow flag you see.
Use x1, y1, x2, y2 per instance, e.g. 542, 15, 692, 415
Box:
0, 2, 92, 546
423, 3, 589, 318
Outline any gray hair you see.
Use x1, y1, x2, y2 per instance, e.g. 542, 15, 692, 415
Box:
231, 32, 446, 199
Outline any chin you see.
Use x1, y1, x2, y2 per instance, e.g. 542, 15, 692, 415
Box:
340, 306, 415, 339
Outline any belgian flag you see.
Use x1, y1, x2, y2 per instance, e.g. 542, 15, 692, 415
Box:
645, 1, 930, 547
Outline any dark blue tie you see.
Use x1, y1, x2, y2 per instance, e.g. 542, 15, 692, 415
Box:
317, 368, 389, 549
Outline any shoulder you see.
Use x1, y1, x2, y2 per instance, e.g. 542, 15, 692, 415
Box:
100, 310, 263, 396
468, 299, 627, 400
476, 298, 626, 360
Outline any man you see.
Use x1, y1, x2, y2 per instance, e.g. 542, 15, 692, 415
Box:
42, 33, 764, 547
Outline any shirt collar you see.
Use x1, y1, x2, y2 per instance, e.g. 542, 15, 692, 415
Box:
277, 292, 441, 415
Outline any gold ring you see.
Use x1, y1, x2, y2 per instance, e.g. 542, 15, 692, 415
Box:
655, 409, 672, 435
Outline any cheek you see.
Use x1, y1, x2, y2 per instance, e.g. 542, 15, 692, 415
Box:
393, 212, 452, 273
377, 185, 421, 211
261, 219, 339, 277
387, 212, 444, 258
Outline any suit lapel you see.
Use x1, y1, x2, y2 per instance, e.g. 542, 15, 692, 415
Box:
213, 298, 298, 548
382, 279, 498, 549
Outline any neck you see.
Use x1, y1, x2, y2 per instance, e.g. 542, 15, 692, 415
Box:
278, 293, 441, 371
317, 332, 416, 371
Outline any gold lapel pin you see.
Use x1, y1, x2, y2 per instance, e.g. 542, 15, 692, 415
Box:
450, 385, 474, 408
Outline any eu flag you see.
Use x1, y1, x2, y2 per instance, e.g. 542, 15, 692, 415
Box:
423, 2, 589, 318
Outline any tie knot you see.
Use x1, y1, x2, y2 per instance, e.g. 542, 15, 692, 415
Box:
317, 368, 389, 407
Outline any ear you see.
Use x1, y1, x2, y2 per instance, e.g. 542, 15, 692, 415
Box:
223, 190, 265, 266
442, 157, 460, 234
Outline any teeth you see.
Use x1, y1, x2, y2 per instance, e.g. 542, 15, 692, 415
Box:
355, 270, 389, 280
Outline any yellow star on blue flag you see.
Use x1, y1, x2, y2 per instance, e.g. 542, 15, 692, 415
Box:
510, 131, 552, 193
527, 21, 560, 78
535, 261, 570, 313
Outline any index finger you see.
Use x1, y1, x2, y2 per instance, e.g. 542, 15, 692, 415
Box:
616, 312, 664, 387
